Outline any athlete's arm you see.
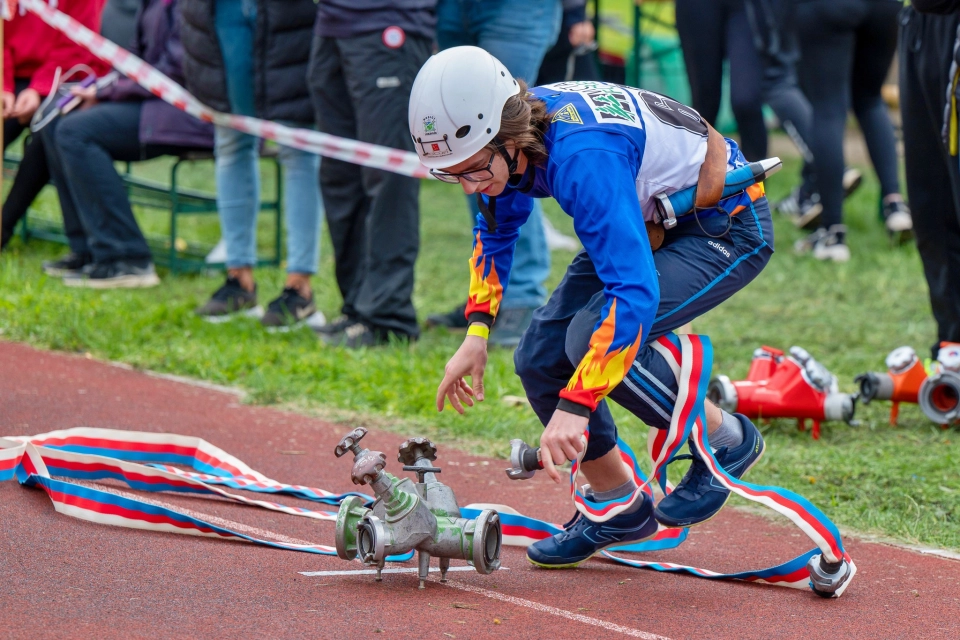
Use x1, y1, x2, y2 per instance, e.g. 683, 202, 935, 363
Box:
551, 140, 660, 415
436, 189, 534, 414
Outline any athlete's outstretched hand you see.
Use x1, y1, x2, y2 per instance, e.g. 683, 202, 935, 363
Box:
539, 409, 589, 483
436, 332, 488, 414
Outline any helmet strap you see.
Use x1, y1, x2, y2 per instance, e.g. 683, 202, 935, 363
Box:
493, 137, 522, 180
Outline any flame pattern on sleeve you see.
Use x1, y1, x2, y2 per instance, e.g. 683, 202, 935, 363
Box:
559, 299, 643, 411
466, 232, 503, 319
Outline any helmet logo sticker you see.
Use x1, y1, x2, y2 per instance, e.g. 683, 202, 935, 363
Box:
423, 116, 437, 134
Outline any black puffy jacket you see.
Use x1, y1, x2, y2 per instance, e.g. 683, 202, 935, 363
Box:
179, 0, 316, 125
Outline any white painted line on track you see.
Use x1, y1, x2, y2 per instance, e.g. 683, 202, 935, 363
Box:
445, 580, 672, 640
299, 566, 491, 577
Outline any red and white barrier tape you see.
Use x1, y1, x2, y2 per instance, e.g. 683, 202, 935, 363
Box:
14, 0, 431, 179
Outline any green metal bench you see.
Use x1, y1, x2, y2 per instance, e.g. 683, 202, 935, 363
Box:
4, 146, 283, 275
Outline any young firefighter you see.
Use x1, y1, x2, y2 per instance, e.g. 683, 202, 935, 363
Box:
410, 47, 775, 568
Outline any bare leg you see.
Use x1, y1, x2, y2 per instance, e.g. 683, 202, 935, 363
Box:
284, 272, 312, 298
227, 266, 255, 292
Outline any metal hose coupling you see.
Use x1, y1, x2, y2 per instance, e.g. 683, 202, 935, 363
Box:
806, 554, 853, 598
919, 343, 960, 425
333, 428, 502, 588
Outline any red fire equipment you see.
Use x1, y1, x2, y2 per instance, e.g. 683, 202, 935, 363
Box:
708, 346, 856, 440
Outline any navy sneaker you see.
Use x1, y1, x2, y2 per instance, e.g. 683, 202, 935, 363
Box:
527, 493, 658, 569
654, 414, 765, 528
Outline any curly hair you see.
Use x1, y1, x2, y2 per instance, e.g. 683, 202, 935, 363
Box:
484, 79, 551, 168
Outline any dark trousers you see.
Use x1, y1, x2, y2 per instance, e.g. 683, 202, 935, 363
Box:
2, 79, 51, 247
746, 0, 816, 195
42, 101, 186, 263
307, 31, 430, 338
796, 0, 903, 229
899, 7, 960, 356
676, 0, 768, 161
514, 200, 774, 462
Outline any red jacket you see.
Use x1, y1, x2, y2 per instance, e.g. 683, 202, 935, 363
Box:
4, 0, 111, 95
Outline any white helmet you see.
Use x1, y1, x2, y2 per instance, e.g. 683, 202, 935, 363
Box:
408, 46, 521, 169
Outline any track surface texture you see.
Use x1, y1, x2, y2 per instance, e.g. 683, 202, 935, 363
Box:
1, 341, 959, 639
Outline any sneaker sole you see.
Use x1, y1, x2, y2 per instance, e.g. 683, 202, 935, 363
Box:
793, 204, 823, 230
812, 244, 851, 263
655, 440, 767, 530
63, 273, 161, 289
202, 305, 265, 324
264, 311, 326, 334
526, 530, 658, 570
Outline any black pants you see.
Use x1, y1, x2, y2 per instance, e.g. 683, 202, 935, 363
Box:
307, 31, 430, 338
746, 0, 816, 195
675, 0, 768, 161
42, 101, 188, 263
2, 79, 51, 248
899, 7, 960, 356
796, 0, 903, 229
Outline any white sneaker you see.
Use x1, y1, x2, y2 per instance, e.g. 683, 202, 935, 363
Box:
542, 217, 580, 252
794, 225, 850, 263
883, 201, 913, 234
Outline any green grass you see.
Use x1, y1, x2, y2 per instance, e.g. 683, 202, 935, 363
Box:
1, 148, 957, 550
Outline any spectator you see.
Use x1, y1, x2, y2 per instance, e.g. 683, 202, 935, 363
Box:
308, 1, 434, 347
100, 0, 141, 50
425, 0, 562, 348
180, 0, 323, 328
793, 0, 909, 262
537, 0, 600, 86
2, 0, 110, 251
40, 0, 214, 287
900, 0, 960, 356
675, 0, 767, 162
746, 0, 863, 230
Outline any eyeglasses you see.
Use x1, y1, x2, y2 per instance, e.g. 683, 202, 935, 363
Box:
430, 150, 496, 184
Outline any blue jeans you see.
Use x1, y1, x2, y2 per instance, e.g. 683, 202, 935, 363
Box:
214, 0, 322, 274
437, 0, 562, 309
514, 199, 774, 461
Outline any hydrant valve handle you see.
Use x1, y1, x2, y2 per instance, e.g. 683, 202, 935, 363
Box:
335, 427, 368, 458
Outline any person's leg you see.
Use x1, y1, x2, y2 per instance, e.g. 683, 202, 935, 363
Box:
726, 0, 768, 161
53, 102, 153, 264
675, 0, 725, 126
564, 199, 775, 526
899, 8, 960, 352
517, 250, 658, 568
258, 141, 322, 327
796, 0, 860, 232
850, 0, 902, 200
436, 0, 475, 50
309, 35, 367, 326
39, 116, 92, 264
212, 0, 259, 291
336, 33, 431, 339
2, 133, 51, 245
277, 143, 322, 282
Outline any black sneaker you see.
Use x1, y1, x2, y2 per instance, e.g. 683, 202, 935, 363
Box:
261, 287, 317, 328
42, 252, 93, 277
654, 414, 765, 528
793, 225, 850, 262
62, 260, 160, 289
314, 314, 356, 336
195, 277, 259, 321
489, 307, 535, 347
882, 200, 913, 241
320, 320, 415, 349
777, 187, 823, 230
425, 303, 469, 330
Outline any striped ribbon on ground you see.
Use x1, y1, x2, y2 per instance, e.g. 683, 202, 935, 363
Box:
14, 0, 431, 179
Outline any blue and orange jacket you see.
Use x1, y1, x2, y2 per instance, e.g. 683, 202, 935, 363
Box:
466, 81, 760, 413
